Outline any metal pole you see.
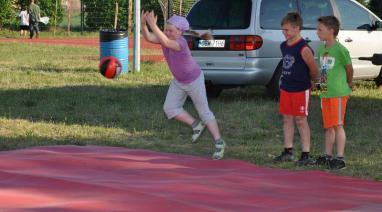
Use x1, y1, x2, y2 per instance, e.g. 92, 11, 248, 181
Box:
133, 0, 140, 72
81, 0, 84, 35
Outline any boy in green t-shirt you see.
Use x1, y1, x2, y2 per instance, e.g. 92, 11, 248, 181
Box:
315, 16, 353, 170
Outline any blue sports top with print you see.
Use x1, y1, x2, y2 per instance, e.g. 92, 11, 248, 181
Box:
280, 38, 312, 92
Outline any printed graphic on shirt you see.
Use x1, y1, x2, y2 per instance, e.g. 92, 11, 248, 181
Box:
319, 52, 335, 90
282, 54, 295, 76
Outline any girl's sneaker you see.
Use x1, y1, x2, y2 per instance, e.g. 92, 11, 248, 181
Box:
191, 122, 206, 143
212, 139, 226, 160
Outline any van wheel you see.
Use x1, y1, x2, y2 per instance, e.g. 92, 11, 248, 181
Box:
205, 84, 222, 98
374, 68, 382, 88
266, 64, 282, 99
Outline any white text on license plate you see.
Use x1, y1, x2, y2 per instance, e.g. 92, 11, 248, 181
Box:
198, 40, 225, 48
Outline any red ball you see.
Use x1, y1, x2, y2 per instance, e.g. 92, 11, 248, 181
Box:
99, 56, 122, 79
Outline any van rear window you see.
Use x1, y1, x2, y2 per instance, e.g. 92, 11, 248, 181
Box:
260, 0, 298, 29
187, 0, 252, 29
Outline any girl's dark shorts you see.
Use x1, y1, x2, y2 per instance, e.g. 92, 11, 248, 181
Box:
20, 25, 29, 30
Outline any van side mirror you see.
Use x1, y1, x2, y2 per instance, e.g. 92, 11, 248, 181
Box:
359, 54, 382, 65
374, 21, 382, 29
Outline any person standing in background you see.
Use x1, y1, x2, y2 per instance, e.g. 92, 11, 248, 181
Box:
29, 0, 41, 39
18, 6, 29, 37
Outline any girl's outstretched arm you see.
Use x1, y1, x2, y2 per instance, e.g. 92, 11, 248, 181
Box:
146, 11, 181, 51
141, 11, 160, 44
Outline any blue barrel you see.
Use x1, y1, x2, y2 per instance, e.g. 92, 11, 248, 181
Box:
100, 29, 128, 73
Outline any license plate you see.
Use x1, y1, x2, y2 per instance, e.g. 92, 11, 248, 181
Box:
198, 40, 225, 48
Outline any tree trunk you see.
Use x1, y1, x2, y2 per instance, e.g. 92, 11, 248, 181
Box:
128, 0, 133, 34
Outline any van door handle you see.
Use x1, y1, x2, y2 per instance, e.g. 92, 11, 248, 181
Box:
345, 38, 353, 42
305, 37, 311, 43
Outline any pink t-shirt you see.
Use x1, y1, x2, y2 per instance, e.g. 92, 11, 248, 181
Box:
162, 37, 201, 84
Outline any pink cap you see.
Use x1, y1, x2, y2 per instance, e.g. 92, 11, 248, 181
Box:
167, 15, 189, 31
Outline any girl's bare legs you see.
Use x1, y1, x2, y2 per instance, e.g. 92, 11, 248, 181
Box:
174, 111, 195, 126
205, 119, 221, 141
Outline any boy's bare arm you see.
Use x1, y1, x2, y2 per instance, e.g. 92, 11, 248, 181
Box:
141, 11, 160, 44
346, 64, 354, 88
301, 47, 319, 83
146, 11, 181, 51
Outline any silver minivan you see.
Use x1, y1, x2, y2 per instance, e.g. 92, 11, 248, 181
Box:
185, 0, 382, 97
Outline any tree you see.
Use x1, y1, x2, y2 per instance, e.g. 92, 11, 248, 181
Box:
0, 0, 15, 30
355, 0, 368, 7
369, 0, 382, 19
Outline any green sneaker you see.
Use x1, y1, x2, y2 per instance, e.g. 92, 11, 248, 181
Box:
191, 121, 206, 143
212, 139, 226, 160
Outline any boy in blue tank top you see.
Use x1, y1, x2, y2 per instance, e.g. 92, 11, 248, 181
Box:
273, 12, 319, 166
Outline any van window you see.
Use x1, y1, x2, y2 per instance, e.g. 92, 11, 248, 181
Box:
187, 0, 252, 29
260, 0, 298, 29
299, 0, 333, 29
336, 0, 372, 30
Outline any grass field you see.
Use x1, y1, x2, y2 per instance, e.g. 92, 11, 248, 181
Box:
0, 42, 381, 181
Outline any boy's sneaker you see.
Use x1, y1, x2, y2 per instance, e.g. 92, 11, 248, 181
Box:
329, 158, 346, 170
212, 139, 225, 160
296, 155, 315, 166
272, 151, 294, 163
191, 121, 206, 143
316, 154, 332, 167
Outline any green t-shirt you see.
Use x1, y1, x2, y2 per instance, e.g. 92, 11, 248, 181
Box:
318, 41, 352, 98
29, 3, 40, 22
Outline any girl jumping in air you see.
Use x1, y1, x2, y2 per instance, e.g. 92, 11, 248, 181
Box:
141, 11, 226, 160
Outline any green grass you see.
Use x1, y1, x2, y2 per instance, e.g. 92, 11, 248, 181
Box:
0, 42, 381, 181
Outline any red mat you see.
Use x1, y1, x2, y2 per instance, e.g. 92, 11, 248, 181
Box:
0, 146, 381, 211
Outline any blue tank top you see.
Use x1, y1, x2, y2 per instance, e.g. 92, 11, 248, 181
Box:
280, 38, 312, 92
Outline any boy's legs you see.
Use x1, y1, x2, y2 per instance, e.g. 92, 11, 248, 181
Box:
283, 115, 295, 149
324, 127, 335, 156
320, 97, 348, 169
335, 125, 346, 157
275, 89, 311, 163
295, 116, 310, 152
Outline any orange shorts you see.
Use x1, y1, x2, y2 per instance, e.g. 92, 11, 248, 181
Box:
279, 89, 311, 116
321, 96, 349, 129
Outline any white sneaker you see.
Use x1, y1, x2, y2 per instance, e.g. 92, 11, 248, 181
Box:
212, 139, 226, 160
191, 122, 206, 143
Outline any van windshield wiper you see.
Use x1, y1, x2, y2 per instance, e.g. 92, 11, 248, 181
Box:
302, 27, 316, 29
190, 24, 216, 29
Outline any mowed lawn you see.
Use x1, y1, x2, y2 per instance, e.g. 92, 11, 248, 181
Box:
0, 42, 381, 180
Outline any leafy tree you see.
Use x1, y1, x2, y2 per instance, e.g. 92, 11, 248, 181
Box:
85, 0, 129, 29
369, 0, 382, 19
0, 0, 16, 29
355, 0, 368, 7
84, 0, 163, 30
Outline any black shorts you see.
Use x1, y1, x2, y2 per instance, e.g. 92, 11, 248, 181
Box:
20, 25, 29, 30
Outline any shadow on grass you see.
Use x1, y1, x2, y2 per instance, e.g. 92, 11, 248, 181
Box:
0, 85, 168, 130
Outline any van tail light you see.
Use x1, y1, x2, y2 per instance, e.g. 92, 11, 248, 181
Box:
229, 35, 263, 51
186, 36, 194, 49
